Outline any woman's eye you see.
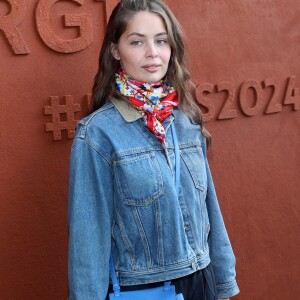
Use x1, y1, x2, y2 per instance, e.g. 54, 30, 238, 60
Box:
156, 39, 168, 45
130, 41, 143, 46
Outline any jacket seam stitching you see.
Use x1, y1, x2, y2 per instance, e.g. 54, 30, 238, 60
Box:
80, 136, 112, 165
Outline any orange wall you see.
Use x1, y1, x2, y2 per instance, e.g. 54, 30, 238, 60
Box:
0, 1, 299, 299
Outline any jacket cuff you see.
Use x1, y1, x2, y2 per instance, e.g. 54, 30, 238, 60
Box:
216, 279, 240, 299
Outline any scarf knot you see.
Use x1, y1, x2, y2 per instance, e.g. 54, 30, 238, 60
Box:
115, 69, 178, 146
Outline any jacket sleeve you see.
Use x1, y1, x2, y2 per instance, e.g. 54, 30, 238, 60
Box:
68, 129, 114, 300
201, 136, 240, 299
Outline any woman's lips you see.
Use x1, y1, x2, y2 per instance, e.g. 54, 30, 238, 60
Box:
142, 64, 161, 73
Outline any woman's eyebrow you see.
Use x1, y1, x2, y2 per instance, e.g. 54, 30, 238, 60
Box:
127, 32, 168, 38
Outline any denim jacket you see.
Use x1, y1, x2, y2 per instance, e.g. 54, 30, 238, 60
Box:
68, 98, 240, 299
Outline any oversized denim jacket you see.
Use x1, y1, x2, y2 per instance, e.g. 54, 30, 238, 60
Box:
68, 98, 240, 299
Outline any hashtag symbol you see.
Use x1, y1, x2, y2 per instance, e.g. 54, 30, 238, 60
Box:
44, 95, 81, 140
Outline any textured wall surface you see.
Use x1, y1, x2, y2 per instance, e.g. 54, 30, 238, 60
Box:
0, 0, 299, 299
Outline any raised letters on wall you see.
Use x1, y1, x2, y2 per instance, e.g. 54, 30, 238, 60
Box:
0, 0, 99, 54
198, 76, 299, 122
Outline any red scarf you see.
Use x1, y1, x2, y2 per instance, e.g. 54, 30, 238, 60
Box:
115, 69, 178, 145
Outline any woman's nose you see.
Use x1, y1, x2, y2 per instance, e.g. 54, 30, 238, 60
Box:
146, 43, 158, 58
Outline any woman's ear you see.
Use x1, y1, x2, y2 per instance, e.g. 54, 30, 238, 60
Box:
111, 43, 121, 60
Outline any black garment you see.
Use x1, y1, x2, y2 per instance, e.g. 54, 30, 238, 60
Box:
106, 264, 217, 300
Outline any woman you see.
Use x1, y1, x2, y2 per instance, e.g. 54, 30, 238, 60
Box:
68, 0, 240, 299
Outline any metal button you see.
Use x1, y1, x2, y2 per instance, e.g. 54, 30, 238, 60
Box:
191, 263, 196, 270
184, 225, 190, 231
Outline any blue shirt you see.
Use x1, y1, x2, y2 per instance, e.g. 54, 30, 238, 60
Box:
68, 98, 240, 299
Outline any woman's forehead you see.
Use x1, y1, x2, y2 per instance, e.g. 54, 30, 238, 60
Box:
123, 11, 168, 37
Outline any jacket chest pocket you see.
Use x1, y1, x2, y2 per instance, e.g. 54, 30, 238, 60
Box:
181, 145, 207, 192
114, 152, 164, 206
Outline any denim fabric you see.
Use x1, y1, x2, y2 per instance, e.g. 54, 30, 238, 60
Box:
68, 98, 240, 299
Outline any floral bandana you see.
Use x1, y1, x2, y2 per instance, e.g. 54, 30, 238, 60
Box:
115, 69, 178, 146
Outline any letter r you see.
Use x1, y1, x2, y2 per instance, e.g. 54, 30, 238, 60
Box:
0, 0, 30, 54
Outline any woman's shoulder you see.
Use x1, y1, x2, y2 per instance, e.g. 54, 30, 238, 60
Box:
78, 101, 116, 127
174, 109, 207, 154
174, 109, 205, 135
73, 100, 126, 143
72, 100, 125, 157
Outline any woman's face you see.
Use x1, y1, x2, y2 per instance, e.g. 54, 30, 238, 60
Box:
111, 11, 171, 83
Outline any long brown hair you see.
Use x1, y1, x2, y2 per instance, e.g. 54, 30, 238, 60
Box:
92, 0, 210, 141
